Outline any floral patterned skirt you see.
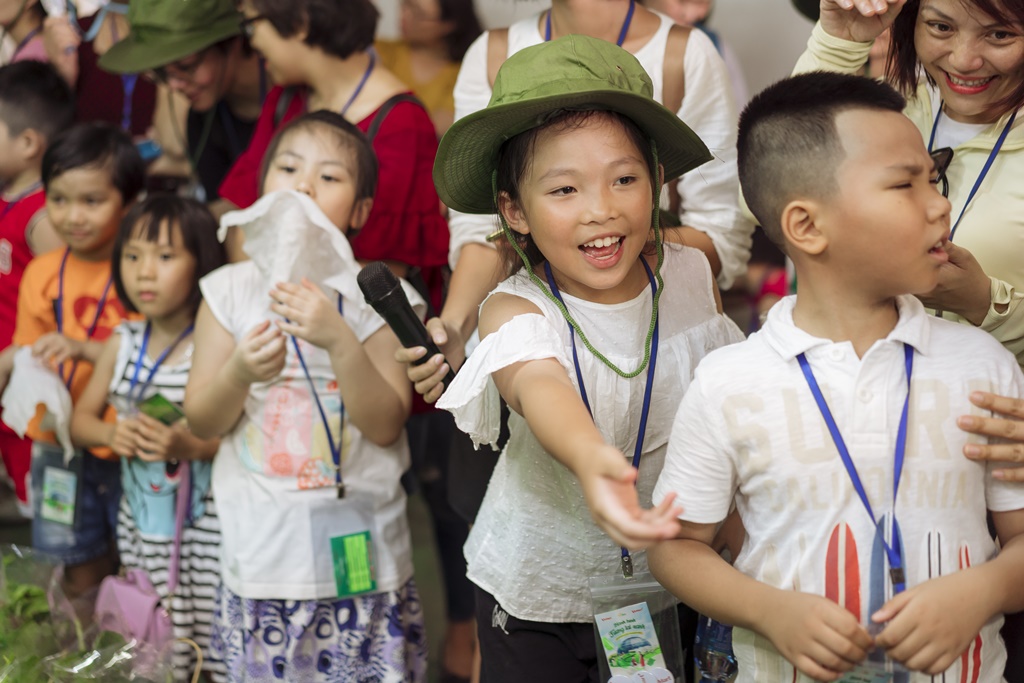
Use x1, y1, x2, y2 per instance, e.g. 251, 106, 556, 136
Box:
210, 579, 427, 682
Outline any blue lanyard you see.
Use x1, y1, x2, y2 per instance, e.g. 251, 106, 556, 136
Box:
127, 322, 194, 406
543, 258, 659, 578
927, 104, 1017, 241
68, 1, 129, 43
796, 343, 913, 594
340, 51, 375, 117
291, 296, 346, 497
545, 0, 635, 45
11, 27, 40, 61
55, 248, 113, 389
0, 181, 42, 222
121, 74, 138, 132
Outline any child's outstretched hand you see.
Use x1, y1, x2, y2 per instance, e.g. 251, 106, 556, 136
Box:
578, 444, 683, 550
32, 333, 84, 366
270, 279, 347, 353
109, 417, 143, 458
872, 570, 988, 674
228, 320, 287, 385
760, 591, 873, 681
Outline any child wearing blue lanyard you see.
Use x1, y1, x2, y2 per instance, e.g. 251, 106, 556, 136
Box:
651, 72, 1024, 683
71, 195, 227, 681
185, 111, 427, 683
11, 122, 144, 616
431, 35, 743, 682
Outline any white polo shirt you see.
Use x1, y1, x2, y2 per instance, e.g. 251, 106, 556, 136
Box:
655, 294, 1024, 683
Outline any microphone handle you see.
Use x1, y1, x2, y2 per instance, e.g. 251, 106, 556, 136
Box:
377, 290, 458, 389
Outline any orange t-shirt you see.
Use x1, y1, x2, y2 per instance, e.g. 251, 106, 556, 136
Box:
13, 249, 132, 458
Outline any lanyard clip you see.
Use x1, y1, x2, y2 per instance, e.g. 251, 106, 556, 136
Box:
889, 567, 905, 590
336, 483, 346, 499
620, 553, 634, 579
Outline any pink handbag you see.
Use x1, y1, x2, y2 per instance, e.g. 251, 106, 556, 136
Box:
94, 462, 191, 649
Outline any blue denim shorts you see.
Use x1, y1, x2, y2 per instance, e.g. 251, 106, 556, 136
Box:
30, 442, 122, 566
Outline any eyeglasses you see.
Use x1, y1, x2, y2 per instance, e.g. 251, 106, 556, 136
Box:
147, 49, 207, 84
239, 14, 267, 39
930, 146, 954, 198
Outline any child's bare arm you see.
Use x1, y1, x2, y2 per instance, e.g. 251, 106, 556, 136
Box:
270, 280, 411, 447
70, 333, 140, 457
479, 293, 682, 550
874, 508, 1024, 674
32, 334, 105, 366
185, 302, 285, 439
649, 522, 873, 682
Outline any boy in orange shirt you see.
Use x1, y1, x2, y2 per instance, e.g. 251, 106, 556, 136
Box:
4, 122, 144, 606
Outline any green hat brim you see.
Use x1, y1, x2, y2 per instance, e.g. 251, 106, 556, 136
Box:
434, 86, 713, 215
98, 16, 241, 74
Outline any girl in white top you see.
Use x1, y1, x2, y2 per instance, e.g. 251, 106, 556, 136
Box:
432, 35, 744, 681
184, 111, 426, 682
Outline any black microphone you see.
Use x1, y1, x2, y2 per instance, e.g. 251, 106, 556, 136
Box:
357, 262, 457, 391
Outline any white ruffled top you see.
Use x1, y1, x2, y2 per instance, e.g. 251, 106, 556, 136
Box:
437, 244, 745, 622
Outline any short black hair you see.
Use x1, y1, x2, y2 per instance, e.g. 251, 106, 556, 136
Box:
495, 109, 655, 277
0, 61, 75, 142
251, 0, 377, 59
259, 109, 378, 201
112, 194, 226, 315
737, 71, 905, 250
42, 123, 146, 204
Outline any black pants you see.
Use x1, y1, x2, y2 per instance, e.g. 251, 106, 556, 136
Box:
474, 586, 698, 683
404, 411, 475, 622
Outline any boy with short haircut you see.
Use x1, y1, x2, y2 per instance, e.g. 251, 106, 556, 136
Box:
649, 72, 1024, 683
7, 122, 143, 606
0, 60, 75, 512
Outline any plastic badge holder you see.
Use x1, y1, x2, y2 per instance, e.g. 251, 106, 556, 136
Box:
591, 571, 685, 683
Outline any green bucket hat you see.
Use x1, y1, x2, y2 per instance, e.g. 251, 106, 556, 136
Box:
433, 33, 712, 215
98, 0, 242, 74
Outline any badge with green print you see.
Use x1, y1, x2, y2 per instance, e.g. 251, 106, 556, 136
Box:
331, 531, 377, 597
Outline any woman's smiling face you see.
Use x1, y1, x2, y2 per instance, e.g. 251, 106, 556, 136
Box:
915, 0, 1024, 123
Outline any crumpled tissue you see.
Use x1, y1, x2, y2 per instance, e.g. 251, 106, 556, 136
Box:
218, 190, 362, 302
1, 347, 75, 462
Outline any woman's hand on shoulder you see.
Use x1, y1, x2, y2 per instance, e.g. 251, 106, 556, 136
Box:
959, 391, 1024, 481
820, 0, 907, 43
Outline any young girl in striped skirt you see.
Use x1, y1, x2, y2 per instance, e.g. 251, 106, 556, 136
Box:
71, 194, 228, 680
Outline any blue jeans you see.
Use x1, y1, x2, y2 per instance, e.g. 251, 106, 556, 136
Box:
30, 442, 121, 565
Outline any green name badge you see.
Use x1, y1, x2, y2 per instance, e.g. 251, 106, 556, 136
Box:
331, 531, 377, 598
40, 466, 77, 526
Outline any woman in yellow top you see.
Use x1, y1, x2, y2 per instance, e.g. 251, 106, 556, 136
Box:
376, 0, 481, 137
795, 0, 1024, 367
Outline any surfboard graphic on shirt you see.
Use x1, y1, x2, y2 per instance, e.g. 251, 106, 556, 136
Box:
959, 544, 982, 683
825, 521, 861, 620
870, 514, 909, 682
927, 531, 947, 683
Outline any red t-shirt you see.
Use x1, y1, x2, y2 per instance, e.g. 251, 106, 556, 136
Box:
75, 16, 156, 136
218, 86, 449, 274
0, 188, 45, 349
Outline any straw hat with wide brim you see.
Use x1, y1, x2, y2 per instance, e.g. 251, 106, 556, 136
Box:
99, 0, 242, 74
433, 34, 712, 215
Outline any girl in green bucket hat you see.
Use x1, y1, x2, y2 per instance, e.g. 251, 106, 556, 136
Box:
433, 33, 745, 682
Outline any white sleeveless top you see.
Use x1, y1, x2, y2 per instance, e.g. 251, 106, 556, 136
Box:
437, 245, 745, 622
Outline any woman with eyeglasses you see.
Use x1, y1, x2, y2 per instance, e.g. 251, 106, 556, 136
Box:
795, 0, 1024, 368
98, 0, 264, 211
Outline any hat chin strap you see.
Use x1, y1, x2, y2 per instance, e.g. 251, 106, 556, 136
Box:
490, 139, 665, 380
